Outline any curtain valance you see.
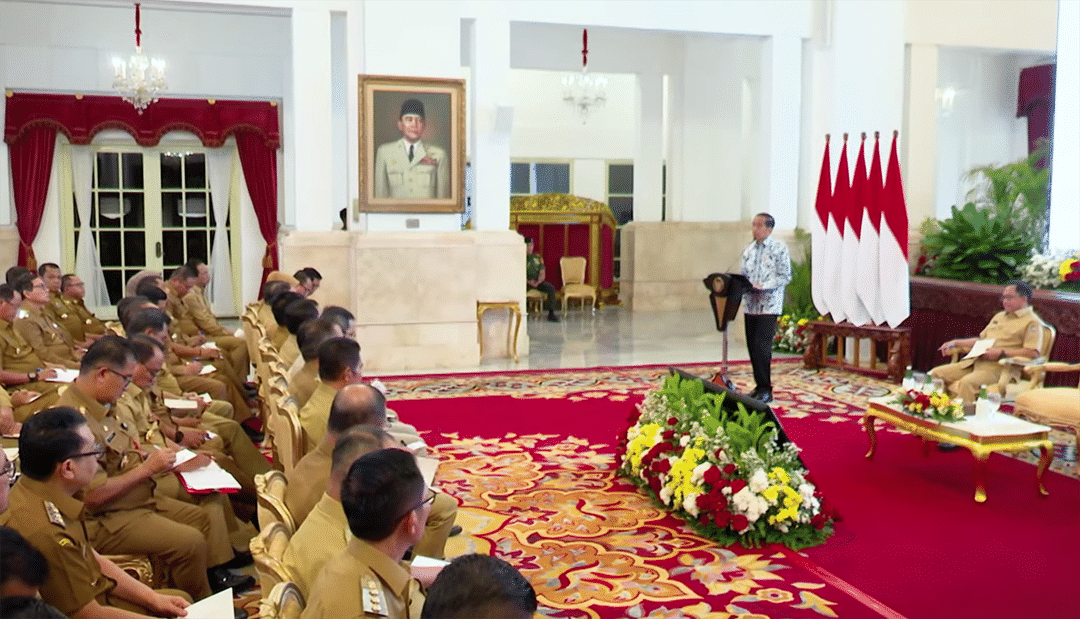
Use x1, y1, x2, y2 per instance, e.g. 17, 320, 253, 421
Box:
4, 92, 280, 149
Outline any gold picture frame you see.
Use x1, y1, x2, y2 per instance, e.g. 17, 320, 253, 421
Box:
357, 75, 465, 213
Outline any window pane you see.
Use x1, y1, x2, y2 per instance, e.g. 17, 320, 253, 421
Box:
98, 231, 122, 266
122, 153, 143, 189
181, 193, 209, 220
162, 192, 183, 227
510, 163, 530, 194
124, 231, 145, 266
96, 153, 119, 189
536, 163, 570, 194
608, 164, 634, 194
103, 270, 122, 305
185, 154, 206, 188
609, 196, 634, 226
122, 193, 145, 228
206, 194, 217, 227
161, 154, 182, 188
96, 193, 123, 228
186, 230, 209, 263
163, 230, 185, 265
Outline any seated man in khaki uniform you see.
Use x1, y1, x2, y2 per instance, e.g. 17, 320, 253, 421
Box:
284, 426, 396, 596
57, 336, 250, 599
420, 555, 538, 619
12, 274, 81, 369
37, 263, 70, 329
301, 448, 429, 619
278, 298, 319, 369
1, 407, 196, 619
930, 280, 1049, 402
57, 274, 107, 344
289, 318, 343, 408
294, 267, 322, 298
288, 385, 456, 559
181, 259, 250, 382
269, 291, 305, 353
0, 284, 62, 421
254, 278, 297, 341
299, 338, 365, 451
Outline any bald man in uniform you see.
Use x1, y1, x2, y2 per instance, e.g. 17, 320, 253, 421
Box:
300, 448, 429, 619
0, 407, 194, 619
374, 99, 450, 199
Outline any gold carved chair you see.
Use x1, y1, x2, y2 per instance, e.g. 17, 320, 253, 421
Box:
525, 289, 546, 314
267, 396, 305, 473
259, 581, 306, 619
250, 522, 295, 597
559, 256, 596, 311
255, 471, 296, 535
1012, 361, 1080, 459
993, 322, 1056, 400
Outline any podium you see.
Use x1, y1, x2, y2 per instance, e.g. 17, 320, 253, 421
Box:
703, 273, 752, 390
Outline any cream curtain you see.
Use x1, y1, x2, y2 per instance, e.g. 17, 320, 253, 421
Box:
205, 143, 237, 315
70, 146, 110, 307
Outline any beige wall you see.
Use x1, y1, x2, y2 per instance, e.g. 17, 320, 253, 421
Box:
905, 0, 1059, 51
0, 227, 19, 269
280, 229, 527, 373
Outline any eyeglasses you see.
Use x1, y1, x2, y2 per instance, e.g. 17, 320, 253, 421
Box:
1, 460, 15, 486
397, 488, 436, 521
106, 367, 136, 387
31, 283, 47, 291
68, 443, 106, 461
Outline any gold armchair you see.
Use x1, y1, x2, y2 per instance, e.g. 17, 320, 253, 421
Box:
259, 581, 306, 619
944, 321, 1056, 400
559, 256, 596, 311
1012, 362, 1080, 458
250, 522, 294, 597
255, 471, 296, 535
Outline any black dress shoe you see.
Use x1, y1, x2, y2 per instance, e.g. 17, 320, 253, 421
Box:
240, 424, 264, 444
937, 442, 959, 452
448, 525, 463, 537
547, 313, 559, 323
221, 551, 253, 569
208, 568, 256, 594
758, 391, 774, 404
234, 609, 249, 619
748, 388, 762, 400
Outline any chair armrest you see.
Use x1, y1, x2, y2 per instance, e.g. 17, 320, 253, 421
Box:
949, 345, 972, 363
1022, 362, 1080, 376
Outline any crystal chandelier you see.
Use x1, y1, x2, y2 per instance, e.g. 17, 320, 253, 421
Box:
562, 29, 607, 122
112, 3, 167, 114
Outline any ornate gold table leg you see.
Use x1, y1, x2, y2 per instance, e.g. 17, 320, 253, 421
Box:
509, 306, 521, 363
972, 449, 990, 503
476, 305, 486, 359
1036, 439, 1052, 497
862, 413, 878, 459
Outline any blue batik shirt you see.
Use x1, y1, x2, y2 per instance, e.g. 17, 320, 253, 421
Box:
740, 235, 792, 315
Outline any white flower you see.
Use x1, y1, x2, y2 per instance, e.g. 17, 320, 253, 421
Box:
679, 435, 690, 447
691, 462, 711, 485
659, 485, 673, 506
626, 426, 641, 441
732, 487, 769, 523
683, 492, 701, 516
748, 469, 769, 493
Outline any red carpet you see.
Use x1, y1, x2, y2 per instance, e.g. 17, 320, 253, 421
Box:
386, 362, 1080, 619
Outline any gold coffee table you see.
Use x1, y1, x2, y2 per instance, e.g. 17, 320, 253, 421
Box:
476, 301, 522, 363
862, 396, 1053, 503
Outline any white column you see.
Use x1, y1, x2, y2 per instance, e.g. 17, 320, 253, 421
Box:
831, 0, 905, 142
764, 34, 802, 228
346, 5, 364, 231
903, 44, 939, 226
1048, 0, 1080, 251
469, 15, 512, 231
287, 6, 334, 232
634, 71, 664, 222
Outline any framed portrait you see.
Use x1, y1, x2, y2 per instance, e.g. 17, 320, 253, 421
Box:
358, 75, 466, 213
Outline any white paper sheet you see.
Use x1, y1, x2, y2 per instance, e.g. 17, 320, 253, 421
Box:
963, 338, 995, 360
3, 447, 18, 461
415, 456, 438, 488
45, 368, 80, 383
178, 460, 241, 492
199, 364, 216, 375
164, 398, 199, 410
184, 588, 234, 619
173, 448, 198, 467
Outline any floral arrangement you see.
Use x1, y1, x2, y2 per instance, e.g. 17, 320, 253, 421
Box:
773, 313, 814, 354
895, 388, 964, 422
616, 373, 836, 550
1017, 251, 1080, 291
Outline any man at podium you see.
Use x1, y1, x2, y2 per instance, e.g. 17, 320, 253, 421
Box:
739, 213, 791, 403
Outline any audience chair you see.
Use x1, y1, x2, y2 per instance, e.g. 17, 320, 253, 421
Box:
559, 256, 596, 311
105, 554, 157, 587
255, 471, 296, 535
268, 396, 305, 473
525, 289, 546, 314
259, 581, 305, 619
250, 522, 295, 597
992, 323, 1057, 401
1012, 361, 1080, 459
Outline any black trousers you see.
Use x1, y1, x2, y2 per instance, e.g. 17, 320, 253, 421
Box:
744, 313, 777, 392
529, 281, 557, 314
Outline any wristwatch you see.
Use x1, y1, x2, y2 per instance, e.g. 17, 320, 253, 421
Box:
28, 371, 38, 382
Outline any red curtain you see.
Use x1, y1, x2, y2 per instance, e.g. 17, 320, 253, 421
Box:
9, 126, 58, 269
1017, 64, 1054, 157
236, 131, 279, 288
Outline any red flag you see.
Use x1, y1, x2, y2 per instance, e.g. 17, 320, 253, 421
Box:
811, 136, 831, 317
824, 136, 849, 323
880, 131, 910, 327
841, 136, 871, 325
856, 133, 885, 324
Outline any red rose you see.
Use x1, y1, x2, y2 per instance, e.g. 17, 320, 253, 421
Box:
667, 417, 679, 426
703, 466, 721, 485
662, 430, 675, 440
730, 479, 747, 493
723, 463, 737, 476
698, 513, 712, 527
731, 514, 749, 531
653, 459, 672, 474
709, 491, 728, 510
648, 477, 663, 495
811, 513, 827, 530
1067, 271, 1080, 282
696, 494, 712, 510
714, 511, 732, 528
714, 478, 729, 489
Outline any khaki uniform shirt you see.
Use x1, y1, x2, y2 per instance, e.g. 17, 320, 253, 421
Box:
44, 290, 70, 326
301, 537, 424, 619
283, 492, 350, 597
289, 361, 319, 408
183, 286, 230, 337
14, 305, 80, 368
165, 283, 200, 339
0, 477, 116, 616
56, 296, 106, 342
270, 326, 290, 352
0, 317, 46, 374
256, 302, 278, 338
285, 440, 331, 526
280, 334, 300, 368
114, 384, 167, 448
299, 381, 338, 453
953, 306, 1048, 371
57, 385, 158, 529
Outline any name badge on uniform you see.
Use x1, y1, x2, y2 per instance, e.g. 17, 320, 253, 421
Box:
105, 432, 117, 444
44, 500, 66, 527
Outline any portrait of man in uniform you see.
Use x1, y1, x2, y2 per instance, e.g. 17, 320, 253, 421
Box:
359, 76, 465, 214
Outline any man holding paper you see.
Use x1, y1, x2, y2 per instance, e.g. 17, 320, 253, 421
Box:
930, 280, 1049, 402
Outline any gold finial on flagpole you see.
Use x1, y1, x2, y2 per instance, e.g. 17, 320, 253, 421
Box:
893, 130, 899, 137
825, 133, 830, 142
843, 133, 848, 141
861, 132, 866, 140
875, 131, 880, 139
